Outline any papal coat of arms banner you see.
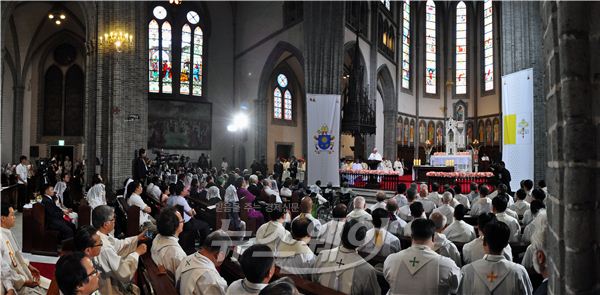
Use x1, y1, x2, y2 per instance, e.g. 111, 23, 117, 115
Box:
306, 94, 341, 187
502, 68, 534, 191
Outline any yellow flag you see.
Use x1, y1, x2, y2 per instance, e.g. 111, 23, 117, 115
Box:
504, 114, 516, 145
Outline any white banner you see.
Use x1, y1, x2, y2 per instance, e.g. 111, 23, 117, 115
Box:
501, 68, 534, 190
306, 93, 341, 187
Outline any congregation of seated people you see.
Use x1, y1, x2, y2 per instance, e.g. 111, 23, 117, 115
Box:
2, 152, 550, 295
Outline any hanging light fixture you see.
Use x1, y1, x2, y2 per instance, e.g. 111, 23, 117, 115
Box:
48, 6, 66, 26
99, 31, 133, 52
169, 0, 183, 5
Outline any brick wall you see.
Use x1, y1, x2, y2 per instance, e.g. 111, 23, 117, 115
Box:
542, 2, 600, 294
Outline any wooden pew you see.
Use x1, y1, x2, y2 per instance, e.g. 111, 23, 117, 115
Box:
23, 203, 60, 256
137, 253, 178, 295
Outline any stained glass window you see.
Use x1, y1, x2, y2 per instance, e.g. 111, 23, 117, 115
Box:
187, 11, 200, 24
273, 74, 292, 121
153, 6, 167, 20
192, 26, 203, 96
456, 1, 467, 95
273, 88, 282, 119
149, 20, 160, 93
148, 7, 204, 96
180, 24, 191, 95
284, 90, 292, 120
484, 0, 494, 91
401, 0, 410, 89
161, 22, 172, 94
425, 0, 437, 94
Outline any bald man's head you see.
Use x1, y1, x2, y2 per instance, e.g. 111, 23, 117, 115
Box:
300, 196, 313, 213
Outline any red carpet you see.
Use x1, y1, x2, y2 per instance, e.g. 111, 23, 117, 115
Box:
31, 262, 55, 280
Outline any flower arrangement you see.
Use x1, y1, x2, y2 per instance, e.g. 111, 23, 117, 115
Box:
339, 169, 402, 176
426, 171, 494, 178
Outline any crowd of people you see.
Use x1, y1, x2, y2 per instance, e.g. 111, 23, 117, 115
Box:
0, 148, 550, 295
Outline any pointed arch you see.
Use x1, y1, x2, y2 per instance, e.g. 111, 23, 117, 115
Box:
376, 64, 398, 160
256, 42, 305, 160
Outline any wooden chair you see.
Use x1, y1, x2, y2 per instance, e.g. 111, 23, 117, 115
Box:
78, 200, 91, 227
23, 203, 60, 256
137, 253, 177, 295
126, 205, 141, 237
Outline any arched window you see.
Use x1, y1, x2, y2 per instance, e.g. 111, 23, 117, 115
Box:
401, 0, 411, 89
425, 0, 437, 95
455, 1, 467, 95
43, 44, 84, 137
378, 15, 395, 59
148, 6, 204, 96
273, 74, 292, 121
483, 0, 494, 91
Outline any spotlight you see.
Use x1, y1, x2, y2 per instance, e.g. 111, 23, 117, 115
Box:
227, 124, 238, 132
233, 113, 249, 130
48, 14, 54, 19
55, 20, 61, 25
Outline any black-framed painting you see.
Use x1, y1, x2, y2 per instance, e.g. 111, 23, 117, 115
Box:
148, 100, 212, 150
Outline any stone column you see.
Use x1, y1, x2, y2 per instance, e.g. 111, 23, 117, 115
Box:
96, 2, 148, 191
303, 2, 344, 94
501, 1, 545, 182
12, 85, 24, 161
383, 109, 397, 160
542, 2, 600, 294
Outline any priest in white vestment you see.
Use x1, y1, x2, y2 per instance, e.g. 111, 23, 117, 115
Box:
393, 158, 404, 175
255, 207, 292, 252
416, 184, 437, 214
359, 208, 401, 256
462, 213, 512, 264
318, 204, 347, 248
432, 192, 456, 225
151, 208, 187, 275
510, 189, 531, 218
346, 196, 373, 224
430, 212, 462, 267
176, 230, 232, 295
367, 148, 383, 161
313, 219, 381, 295
384, 219, 461, 295
452, 185, 471, 209
276, 217, 316, 278
492, 195, 521, 242
427, 183, 442, 207
442, 205, 476, 243
386, 199, 407, 236
226, 244, 274, 295
0, 205, 47, 295
92, 205, 148, 295
470, 185, 492, 216
458, 222, 533, 294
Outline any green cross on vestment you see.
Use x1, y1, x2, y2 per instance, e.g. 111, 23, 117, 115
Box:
409, 257, 420, 267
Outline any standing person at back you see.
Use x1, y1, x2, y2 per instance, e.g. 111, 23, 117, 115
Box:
384, 219, 461, 295
458, 222, 533, 294
132, 148, 148, 183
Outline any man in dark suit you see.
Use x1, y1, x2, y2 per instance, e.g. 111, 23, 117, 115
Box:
132, 148, 148, 183
273, 158, 283, 184
40, 183, 75, 241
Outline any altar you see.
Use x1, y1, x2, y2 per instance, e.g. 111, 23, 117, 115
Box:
430, 154, 472, 172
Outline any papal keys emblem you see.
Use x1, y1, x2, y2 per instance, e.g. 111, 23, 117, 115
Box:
314, 125, 335, 154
